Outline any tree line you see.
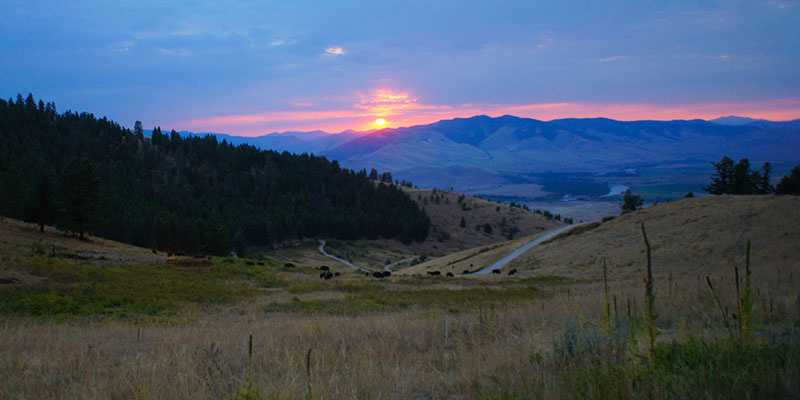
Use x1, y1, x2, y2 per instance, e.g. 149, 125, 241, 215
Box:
705, 156, 800, 195
0, 94, 430, 255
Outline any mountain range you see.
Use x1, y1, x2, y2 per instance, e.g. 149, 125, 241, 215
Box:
179, 115, 800, 199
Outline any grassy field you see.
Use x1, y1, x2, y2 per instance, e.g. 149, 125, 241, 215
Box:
1, 196, 799, 399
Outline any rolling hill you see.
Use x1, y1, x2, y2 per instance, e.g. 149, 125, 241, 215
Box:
201, 115, 800, 200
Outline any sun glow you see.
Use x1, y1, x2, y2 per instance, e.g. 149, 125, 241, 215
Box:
374, 118, 387, 127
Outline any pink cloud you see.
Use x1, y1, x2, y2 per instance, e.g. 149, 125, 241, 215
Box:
168, 91, 800, 136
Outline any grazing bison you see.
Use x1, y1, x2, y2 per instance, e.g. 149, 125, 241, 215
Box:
491, 269, 501, 274
372, 271, 384, 278
320, 271, 333, 280
284, 262, 295, 268
151, 249, 158, 254
382, 271, 391, 277
334, 272, 340, 276
365, 272, 371, 277
427, 271, 441, 276
245, 261, 255, 266
318, 265, 330, 271
508, 269, 517, 276
257, 261, 264, 266
446, 272, 454, 277
0, 277, 21, 284
462, 270, 470, 275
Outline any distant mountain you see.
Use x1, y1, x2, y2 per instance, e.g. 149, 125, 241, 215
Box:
183, 115, 800, 199
709, 115, 769, 126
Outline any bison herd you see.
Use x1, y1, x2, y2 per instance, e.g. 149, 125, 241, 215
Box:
299, 263, 522, 280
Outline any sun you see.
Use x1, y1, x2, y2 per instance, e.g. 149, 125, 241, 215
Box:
374, 118, 387, 127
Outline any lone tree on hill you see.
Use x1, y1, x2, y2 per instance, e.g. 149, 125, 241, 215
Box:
58, 157, 101, 239
621, 189, 643, 214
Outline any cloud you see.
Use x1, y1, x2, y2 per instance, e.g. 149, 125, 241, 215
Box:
168, 87, 800, 136
324, 46, 346, 55
108, 40, 136, 52
157, 48, 193, 57
596, 56, 631, 63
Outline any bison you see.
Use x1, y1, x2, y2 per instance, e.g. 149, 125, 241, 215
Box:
245, 261, 255, 266
382, 271, 391, 277
284, 262, 295, 268
491, 269, 501, 274
446, 272, 454, 277
507, 269, 517, 276
318, 265, 330, 271
462, 270, 470, 275
372, 271, 384, 278
427, 271, 441, 276
320, 271, 333, 280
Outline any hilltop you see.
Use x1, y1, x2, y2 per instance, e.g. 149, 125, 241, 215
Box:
506, 195, 800, 281
261, 185, 564, 270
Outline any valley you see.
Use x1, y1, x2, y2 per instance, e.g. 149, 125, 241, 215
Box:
2, 194, 798, 398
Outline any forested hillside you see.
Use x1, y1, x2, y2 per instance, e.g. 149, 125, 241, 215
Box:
0, 94, 430, 254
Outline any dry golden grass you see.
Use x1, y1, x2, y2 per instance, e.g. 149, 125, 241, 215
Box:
1, 195, 799, 398
259, 187, 562, 272
510, 195, 800, 281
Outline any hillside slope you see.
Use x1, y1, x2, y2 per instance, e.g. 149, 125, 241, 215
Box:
507, 195, 800, 281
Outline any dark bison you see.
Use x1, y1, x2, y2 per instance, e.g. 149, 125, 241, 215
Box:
491, 269, 501, 274
334, 272, 340, 276
462, 270, 470, 275
151, 249, 158, 254
257, 261, 265, 266
372, 271, 384, 278
427, 271, 441, 276
446, 272, 454, 277
320, 271, 333, 280
318, 265, 330, 271
284, 262, 295, 268
382, 271, 391, 277
245, 261, 255, 266
507, 269, 517, 276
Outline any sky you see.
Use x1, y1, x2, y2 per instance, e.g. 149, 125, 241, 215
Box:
1, 0, 799, 136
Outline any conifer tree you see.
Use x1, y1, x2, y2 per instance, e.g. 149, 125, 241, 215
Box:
58, 157, 101, 239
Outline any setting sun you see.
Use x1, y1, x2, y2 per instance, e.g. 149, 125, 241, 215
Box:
374, 118, 387, 127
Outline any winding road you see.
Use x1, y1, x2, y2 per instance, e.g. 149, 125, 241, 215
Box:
319, 220, 589, 276
317, 240, 372, 272
317, 240, 412, 272
472, 222, 587, 275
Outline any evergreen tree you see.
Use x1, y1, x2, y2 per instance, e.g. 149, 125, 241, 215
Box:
58, 157, 101, 239
705, 156, 736, 195
776, 166, 800, 195
25, 171, 56, 232
756, 162, 774, 194
621, 189, 644, 213
733, 158, 754, 194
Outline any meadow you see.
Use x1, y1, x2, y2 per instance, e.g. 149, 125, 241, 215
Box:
1, 196, 799, 399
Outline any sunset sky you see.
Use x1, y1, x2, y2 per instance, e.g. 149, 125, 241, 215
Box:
2, 1, 799, 136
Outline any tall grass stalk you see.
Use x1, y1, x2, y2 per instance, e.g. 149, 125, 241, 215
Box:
641, 222, 659, 360
740, 239, 754, 345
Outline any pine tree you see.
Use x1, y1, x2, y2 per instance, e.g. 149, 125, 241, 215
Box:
621, 189, 643, 213
776, 166, 800, 195
705, 156, 736, 195
58, 158, 101, 239
26, 172, 56, 232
